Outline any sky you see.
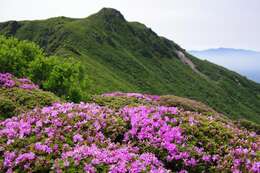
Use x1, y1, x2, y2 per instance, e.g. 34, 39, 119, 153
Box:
1, 0, 260, 51
190, 49, 260, 82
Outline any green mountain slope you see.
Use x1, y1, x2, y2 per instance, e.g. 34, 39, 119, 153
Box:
0, 8, 259, 123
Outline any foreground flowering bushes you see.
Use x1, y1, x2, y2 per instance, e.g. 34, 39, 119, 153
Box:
0, 73, 38, 90
0, 92, 259, 172
0, 103, 168, 172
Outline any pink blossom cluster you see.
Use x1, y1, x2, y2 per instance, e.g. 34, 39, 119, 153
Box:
0, 73, 39, 90
0, 73, 15, 88
59, 144, 168, 173
102, 92, 160, 101
120, 106, 212, 168
0, 102, 169, 172
0, 98, 259, 172
18, 78, 39, 90
227, 146, 260, 173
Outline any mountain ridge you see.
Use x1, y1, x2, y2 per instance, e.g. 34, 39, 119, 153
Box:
0, 8, 260, 123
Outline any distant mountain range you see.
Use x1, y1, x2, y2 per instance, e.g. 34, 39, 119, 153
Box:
0, 8, 260, 123
189, 48, 260, 83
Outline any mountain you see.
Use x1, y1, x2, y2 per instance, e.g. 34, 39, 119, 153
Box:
0, 8, 260, 123
189, 48, 260, 83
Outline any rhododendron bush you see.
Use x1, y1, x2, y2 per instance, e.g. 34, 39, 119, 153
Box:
0, 73, 60, 120
0, 92, 259, 172
102, 92, 160, 102
0, 73, 38, 90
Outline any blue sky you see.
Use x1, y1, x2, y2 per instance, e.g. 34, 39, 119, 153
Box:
1, 0, 260, 51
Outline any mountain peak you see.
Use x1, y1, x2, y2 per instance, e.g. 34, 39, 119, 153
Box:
96, 8, 126, 21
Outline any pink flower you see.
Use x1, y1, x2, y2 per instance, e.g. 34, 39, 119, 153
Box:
84, 163, 95, 173
19, 83, 38, 90
0, 73, 15, 88
202, 155, 211, 162
15, 152, 35, 165
4, 151, 16, 167
35, 142, 52, 153
251, 162, 260, 173
73, 134, 84, 143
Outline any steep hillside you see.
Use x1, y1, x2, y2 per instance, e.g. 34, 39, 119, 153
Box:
0, 8, 259, 123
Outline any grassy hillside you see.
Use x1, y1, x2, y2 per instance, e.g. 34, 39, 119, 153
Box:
0, 8, 259, 123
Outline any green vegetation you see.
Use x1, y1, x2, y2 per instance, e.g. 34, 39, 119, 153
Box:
235, 119, 260, 134
0, 8, 259, 123
92, 95, 151, 110
159, 95, 218, 115
0, 35, 88, 102
0, 87, 60, 119
28, 56, 88, 102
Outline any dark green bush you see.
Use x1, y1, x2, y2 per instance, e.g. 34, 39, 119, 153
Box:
0, 97, 16, 119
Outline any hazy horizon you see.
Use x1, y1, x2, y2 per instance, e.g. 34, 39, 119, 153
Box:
189, 48, 260, 83
1, 0, 260, 52
189, 47, 260, 53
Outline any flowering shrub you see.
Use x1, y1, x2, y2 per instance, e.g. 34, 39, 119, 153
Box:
0, 73, 60, 119
0, 93, 259, 172
0, 102, 168, 172
0, 73, 15, 88
0, 73, 38, 90
102, 92, 160, 102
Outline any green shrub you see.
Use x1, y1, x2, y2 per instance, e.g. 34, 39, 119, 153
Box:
236, 119, 260, 134
0, 88, 60, 119
0, 97, 16, 119
0, 35, 88, 102
0, 35, 44, 77
29, 56, 87, 102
